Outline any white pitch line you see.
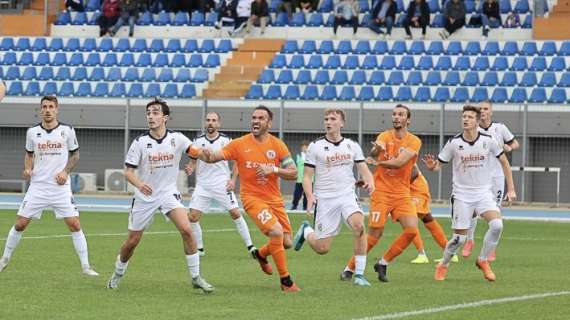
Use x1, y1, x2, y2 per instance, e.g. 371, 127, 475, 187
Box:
354, 291, 570, 320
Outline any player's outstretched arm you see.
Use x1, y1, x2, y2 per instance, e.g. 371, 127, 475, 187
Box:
56, 150, 79, 185
421, 154, 441, 171
22, 152, 34, 180
498, 154, 517, 204
185, 159, 197, 176
302, 166, 316, 214
377, 148, 416, 169
124, 167, 152, 196
356, 162, 375, 194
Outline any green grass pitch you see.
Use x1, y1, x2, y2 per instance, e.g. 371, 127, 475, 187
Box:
1, 209, 569, 320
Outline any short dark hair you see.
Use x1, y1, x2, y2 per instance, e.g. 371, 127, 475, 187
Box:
394, 104, 411, 119
463, 105, 481, 119
146, 97, 170, 116
254, 105, 273, 120
40, 96, 58, 107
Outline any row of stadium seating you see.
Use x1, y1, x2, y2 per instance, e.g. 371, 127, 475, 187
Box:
0, 52, 225, 68
257, 69, 570, 87
5, 81, 201, 98
0, 37, 236, 53
0, 66, 212, 82
245, 84, 569, 103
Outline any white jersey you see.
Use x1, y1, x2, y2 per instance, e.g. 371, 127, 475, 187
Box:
305, 136, 365, 199
438, 133, 504, 202
192, 133, 232, 189
125, 130, 191, 202
478, 122, 515, 178
25, 123, 79, 188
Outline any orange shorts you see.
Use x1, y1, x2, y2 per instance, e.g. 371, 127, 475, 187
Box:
242, 197, 292, 235
368, 196, 417, 229
412, 194, 431, 216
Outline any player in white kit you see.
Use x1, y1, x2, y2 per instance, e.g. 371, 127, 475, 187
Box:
423, 105, 516, 282
186, 112, 255, 257
0, 96, 98, 276
106, 98, 214, 293
292, 108, 375, 287
462, 101, 520, 260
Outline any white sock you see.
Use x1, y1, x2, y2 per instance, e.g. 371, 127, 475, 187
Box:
2, 226, 23, 260
186, 253, 200, 278
343, 265, 354, 272
379, 258, 388, 266
442, 234, 466, 266
303, 226, 314, 239
71, 230, 90, 268
233, 216, 253, 248
467, 216, 478, 241
354, 255, 366, 276
190, 222, 203, 250
479, 219, 503, 261
418, 250, 426, 256
115, 255, 129, 275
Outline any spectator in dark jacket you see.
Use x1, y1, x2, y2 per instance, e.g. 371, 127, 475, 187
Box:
439, 0, 465, 39
98, 0, 120, 36
333, 0, 360, 35
247, 0, 269, 34
482, 0, 501, 38
66, 0, 85, 11
109, 0, 139, 37
216, 0, 238, 29
368, 0, 397, 36
403, 0, 430, 39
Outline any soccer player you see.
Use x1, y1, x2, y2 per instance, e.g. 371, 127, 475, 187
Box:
423, 105, 516, 282
0, 96, 98, 276
106, 98, 214, 293
185, 111, 255, 257
200, 105, 300, 292
292, 109, 375, 287
341, 104, 421, 283
462, 100, 520, 260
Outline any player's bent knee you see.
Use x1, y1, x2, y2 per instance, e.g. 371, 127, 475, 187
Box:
283, 237, 293, 249
422, 214, 434, 223
229, 209, 241, 219
488, 219, 503, 234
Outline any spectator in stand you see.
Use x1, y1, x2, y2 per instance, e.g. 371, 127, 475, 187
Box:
246, 0, 269, 35
333, 0, 360, 35
504, 11, 520, 27
98, 0, 121, 37
402, 0, 430, 39
439, 0, 466, 39
109, 0, 139, 37
231, 0, 254, 36
66, 0, 85, 11
368, 0, 397, 37
216, 0, 238, 30
197, 0, 216, 13
278, 0, 295, 20
297, 0, 316, 13
481, 0, 501, 38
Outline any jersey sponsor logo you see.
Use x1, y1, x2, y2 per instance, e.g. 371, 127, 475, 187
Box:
460, 154, 486, 169
245, 160, 275, 169
325, 152, 353, 168
148, 152, 174, 163
37, 140, 63, 150
266, 150, 276, 159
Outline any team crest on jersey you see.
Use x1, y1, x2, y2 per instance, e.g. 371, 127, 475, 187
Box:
458, 145, 464, 150
483, 142, 487, 149
324, 146, 329, 151
171, 138, 176, 147
61, 131, 65, 138
36, 133, 41, 137
266, 150, 276, 159
147, 143, 152, 149
347, 144, 351, 150
201, 143, 205, 147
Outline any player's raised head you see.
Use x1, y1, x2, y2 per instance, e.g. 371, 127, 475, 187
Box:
251, 105, 273, 136
323, 108, 345, 134
392, 104, 411, 129
462, 105, 481, 129
145, 98, 169, 129
205, 111, 221, 134
479, 101, 493, 122
40, 96, 59, 123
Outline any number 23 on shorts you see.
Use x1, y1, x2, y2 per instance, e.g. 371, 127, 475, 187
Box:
257, 209, 273, 224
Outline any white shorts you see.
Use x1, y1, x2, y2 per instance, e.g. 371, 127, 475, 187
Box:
17, 185, 79, 220
188, 184, 239, 213
450, 194, 500, 230
492, 176, 505, 207
313, 193, 363, 239
129, 192, 185, 231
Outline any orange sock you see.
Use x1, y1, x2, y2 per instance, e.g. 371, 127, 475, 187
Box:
412, 232, 425, 252
383, 227, 418, 263
268, 236, 289, 278
347, 235, 379, 271
425, 221, 448, 250
259, 244, 270, 259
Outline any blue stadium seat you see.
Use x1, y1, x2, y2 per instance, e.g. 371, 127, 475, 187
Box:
390, 41, 407, 54
283, 85, 300, 99
336, 41, 352, 54
521, 42, 537, 56
58, 82, 74, 96
482, 72, 499, 86
396, 0, 405, 12
4, 66, 20, 80
174, 69, 191, 82
42, 82, 58, 96
8, 81, 23, 95
193, 69, 209, 82
357, 86, 375, 101
302, 85, 319, 100
307, 55, 323, 69
431, 14, 444, 27
355, 40, 371, 54
180, 84, 196, 98
509, 88, 527, 102
270, 54, 286, 68
98, 38, 113, 52
490, 56, 508, 71
529, 57, 547, 71
288, 55, 305, 68
18, 53, 34, 66
106, 67, 122, 81
71, 67, 88, 81
89, 10, 101, 25
102, 53, 118, 66
482, 42, 500, 55
433, 87, 450, 102
473, 57, 490, 71
548, 88, 567, 103
158, 68, 174, 82
331, 70, 349, 84
501, 41, 519, 56
380, 56, 396, 69
307, 13, 324, 26
131, 39, 147, 52
453, 56, 471, 70
387, 71, 404, 85
339, 86, 356, 101
137, 11, 153, 25
490, 87, 508, 103
451, 87, 469, 102
34, 52, 50, 66
435, 56, 451, 70
425, 71, 442, 86
344, 56, 359, 69
295, 70, 311, 84
350, 70, 366, 84
500, 71, 517, 86
318, 40, 334, 54
109, 83, 126, 97
189, 11, 203, 26
539, 42, 557, 56
204, 54, 220, 67
558, 73, 570, 87
409, 41, 425, 55
369, 71, 385, 85
549, 57, 566, 71
499, 0, 512, 12
377, 87, 393, 101
156, 11, 171, 26
86, 0, 100, 11
314, 70, 330, 84
428, 0, 440, 12
31, 38, 47, 51
465, 0, 476, 12
520, 72, 537, 87
445, 41, 463, 55
153, 53, 169, 67
361, 56, 378, 69
85, 53, 101, 66
119, 53, 135, 66
136, 53, 152, 67
75, 82, 92, 97
443, 71, 460, 86
406, 71, 422, 85
398, 56, 415, 70
414, 87, 431, 102
559, 42, 570, 56
123, 68, 140, 81
24, 82, 40, 96
528, 88, 546, 103
188, 54, 204, 67
510, 57, 528, 71
290, 12, 306, 26
299, 40, 317, 54
320, 86, 337, 100
521, 11, 531, 27
538, 72, 556, 87
183, 39, 199, 52
55, 11, 71, 25
259, 69, 275, 83
170, 53, 186, 67
48, 38, 64, 51
216, 39, 232, 53
149, 39, 164, 52
81, 38, 97, 52
324, 55, 341, 69
359, 0, 370, 12
462, 71, 480, 86
165, 39, 181, 52
141, 68, 157, 81
283, 40, 298, 53
514, 0, 530, 13
145, 83, 161, 97
245, 85, 263, 99
55, 67, 71, 81
22, 67, 38, 80
276, 69, 293, 84
273, 12, 289, 26
204, 12, 218, 26
319, 0, 333, 12
471, 87, 488, 102
162, 83, 178, 98
464, 42, 481, 55
38, 67, 54, 80
372, 40, 388, 54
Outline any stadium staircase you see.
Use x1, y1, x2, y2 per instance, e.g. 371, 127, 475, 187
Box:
0, 0, 59, 36
203, 39, 284, 99
534, 0, 570, 39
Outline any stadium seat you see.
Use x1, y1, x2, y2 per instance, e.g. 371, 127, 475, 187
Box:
428, 0, 440, 12
141, 68, 157, 81
290, 12, 306, 26
48, 38, 64, 51
58, 82, 74, 96
24, 82, 40, 96
38, 67, 54, 80
158, 68, 174, 82
482, 72, 499, 86
18, 53, 34, 66
314, 70, 330, 84
204, 12, 218, 26
170, 54, 186, 67
245, 85, 263, 99
193, 69, 209, 82
409, 41, 425, 55
190, 11, 203, 26
521, 13, 531, 28
324, 55, 341, 69
465, 0, 476, 12
510, 57, 528, 71
216, 40, 232, 53
102, 53, 118, 66
302, 85, 319, 100
295, 70, 311, 84
398, 56, 415, 70
270, 54, 286, 68
372, 40, 388, 54
380, 56, 396, 69
149, 39, 165, 52
355, 40, 371, 54
273, 12, 288, 26
377, 87, 393, 101
81, 38, 97, 52
283, 85, 300, 99
520, 72, 537, 87
490, 87, 508, 103
538, 72, 556, 87
276, 69, 294, 84
559, 42, 570, 56
342, 56, 358, 69
299, 40, 317, 54
331, 70, 349, 84
288, 55, 305, 68
406, 71, 422, 85
21, 67, 37, 81
131, 39, 147, 52
336, 40, 352, 54
85, 53, 101, 66
106, 67, 122, 81
75, 82, 92, 97
558, 73, 570, 87
446, 41, 463, 55
483, 42, 500, 55
464, 42, 481, 55
180, 84, 196, 98
145, 83, 161, 97
259, 69, 275, 83
319, 0, 333, 12
450, 87, 469, 102
162, 83, 178, 98
174, 69, 191, 82
471, 87, 488, 102
462, 71, 480, 86
188, 54, 204, 67
435, 56, 451, 70
473, 57, 490, 71
499, 0, 512, 12
119, 53, 135, 66
137, 11, 153, 25
89, 67, 105, 81
357, 86, 375, 101
320, 86, 337, 100
339, 86, 356, 101
42, 82, 58, 96
387, 71, 404, 85
55, 67, 71, 81
521, 42, 538, 56
55, 11, 71, 25
165, 39, 181, 52
361, 56, 378, 69
509, 88, 527, 103
514, 0, 530, 13
548, 88, 567, 103
501, 41, 518, 55
86, 0, 100, 11
183, 39, 199, 52
283, 40, 298, 53
318, 40, 334, 54
123, 68, 140, 81
307, 13, 324, 26
369, 70, 386, 85
443, 71, 460, 86
153, 53, 169, 67
528, 88, 547, 103
1, 52, 16, 65
390, 41, 407, 54
453, 56, 471, 70
548, 57, 566, 71
4, 66, 20, 80
98, 38, 113, 52
107, 83, 125, 97
350, 70, 366, 84
529, 57, 547, 71
31, 38, 47, 51
136, 53, 152, 67
425, 71, 442, 86
539, 42, 557, 56
500, 71, 518, 86
433, 87, 450, 102
156, 11, 171, 26
414, 87, 431, 102
71, 67, 88, 81
7, 81, 23, 95
307, 55, 324, 69
431, 14, 444, 27
490, 56, 508, 71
